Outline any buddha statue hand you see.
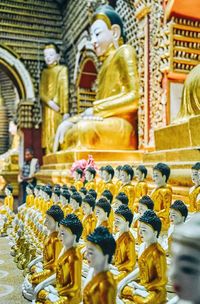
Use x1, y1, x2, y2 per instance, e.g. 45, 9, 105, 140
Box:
82, 107, 94, 116
134, 288, 149, 298
127, 281, 146, 291
48, 100, 60, 113
53, 117, 74, 153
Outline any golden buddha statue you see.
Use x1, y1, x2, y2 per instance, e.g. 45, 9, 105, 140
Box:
134, 165, 148, 212
60, 189, 72, 217
55, 5, 139, 151
95, 198, 112, 232
70, 192, 83, 221
114, 165, 122, 196
188, 162, 200, 212
85, 167, 97, 191
118, 210, 167, 304
83, 226, 117, 304
0, 184, 14, 214
81, 194, 97, 241
40, 43, 68, 154
36, 214, 83, 304
150, 163, 172, 231
119, 165, 135, 211
22, 205, 64, 301
111, 205, 136, 283
73, 168, 83, 191
176, 64, 200, 122
101, 165, 116, 196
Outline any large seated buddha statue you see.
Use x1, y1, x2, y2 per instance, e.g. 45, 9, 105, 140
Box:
54, 5, 139, 152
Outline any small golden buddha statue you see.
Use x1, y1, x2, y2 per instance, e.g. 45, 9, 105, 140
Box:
36, 214, 83, 304
169, 213, 200, 304
119, 165, 135, 211
96, 166, 105, 195
70, 192, 83, 221
0, 184, 14, 215
83, 226, 117, 303
101, 189, 114, 229
112, 192, 129, 211
137, 196, 154, 245
79, 187, 87, 200
51, 186, 61, 206
134, 165, 148, 212
119, 210, 167, 304
101, 165, 116, 196
40, 43, 69, 154
114, 165, 122, 196
150, 163, 172, 231
175, 64, 200, 122
73, 168, 83, 191
81, 194, 97, 241
188, 162, 200, 212
56, 4, 139, 151
111, 205, 136, 282
95, 198, 112, 232
85, 167, 97, 191
22, 205, 64, 301
60, 189, 72, 216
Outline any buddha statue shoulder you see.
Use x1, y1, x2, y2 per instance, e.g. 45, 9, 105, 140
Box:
54, 5, 139, 152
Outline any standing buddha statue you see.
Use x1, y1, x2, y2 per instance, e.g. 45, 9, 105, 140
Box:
55, 5, 139, 151
40, 43, 68, 154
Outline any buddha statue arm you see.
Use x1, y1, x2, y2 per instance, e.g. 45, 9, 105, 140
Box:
117, 239, 136, 272
43, 239, 61, 270
93, 46, 139, 118
144, 251, 167, 290
57, 67, 69, 115
117, 267, 139, 294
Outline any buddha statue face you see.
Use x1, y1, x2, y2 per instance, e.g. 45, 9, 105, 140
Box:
70, 198, 79, 210
44, 47, 60, 66
44, 214, 57, 232
82, 202, 91, 216
5, 187, 11, 196
114, 214, 128, 233
138, 203, 148, 216
120, 170, 131, 184
59, 225, 75, 248
74, 171, 81, 181
95, 206, 107, 222
91, 19, 121, 57
170, 242, 200, 302
191, 169, 199, 186
115, 169, 121, 180
136, 169, 144, 182
139, 222, 157, 243
170, 209, 184, 225
113, 199, 122, 211
85, 171, 94, 182
86, 241, 108, 269
102, 170, 112, 183
153, 169, 166, 187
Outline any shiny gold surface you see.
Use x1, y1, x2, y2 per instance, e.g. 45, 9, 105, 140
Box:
121, 243, 167, 303
83, 271, 117, 304
40, 63, 68, 153
61, 43, 139, 150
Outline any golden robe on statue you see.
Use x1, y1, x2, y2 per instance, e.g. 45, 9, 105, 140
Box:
61, 44, 139, 150
40, 64, 68, 153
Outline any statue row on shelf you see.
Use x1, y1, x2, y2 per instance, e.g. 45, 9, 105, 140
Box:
1, 161, 200, 303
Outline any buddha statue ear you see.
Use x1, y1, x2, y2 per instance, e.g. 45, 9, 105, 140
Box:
111, 24, 121, 48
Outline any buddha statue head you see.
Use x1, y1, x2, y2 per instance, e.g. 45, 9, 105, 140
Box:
74, 168, 83, 182
170, 213, 200, 302
34, 185, 41, 197
79, 187, 87, 199
115, 165, 122, 180
102, 165, 114, 183
139, 210, 162, 244
52, 185, 61, 204
85, 167, 96, 182
95, 197, 111, 222
69, 185, 77, 195
44, 43, 60, 66
120, 164, 134, 184
5, 184, 13, 196
153, 162, 171, 187
136, 165, 148, 182
170, 200, 188, 225
26, 183, 34, 195
114, 205, 133, 233
43, 185, 52, 202
59, 214, 83, 248
86, 226, 116, 271
99, 166, 105, 180
45, 205, 64, 233
82, 194, 96, 216
138, 195, 154, 216
91, 5, 125, 57
70, 192, 82, 211
60, 189, 70, 206
191, 162, 200, 186
88, 189, 97, 201
113, 192, 129, 210
101, 189, 113, 204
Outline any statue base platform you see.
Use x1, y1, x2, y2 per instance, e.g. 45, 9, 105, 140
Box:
154, 115, 200, 150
